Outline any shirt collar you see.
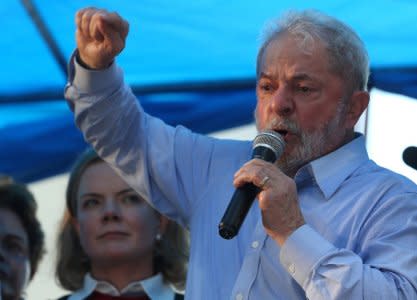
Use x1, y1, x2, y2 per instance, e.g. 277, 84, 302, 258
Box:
141, 273, 175, 299
67, 273, 175, 300
296, 133, 369, 200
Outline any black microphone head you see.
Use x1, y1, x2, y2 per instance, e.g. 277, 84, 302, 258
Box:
253, 130, 285, 161
403, 146, 417, 171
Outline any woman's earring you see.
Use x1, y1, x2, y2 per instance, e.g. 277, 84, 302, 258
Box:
156, 233, 162, 241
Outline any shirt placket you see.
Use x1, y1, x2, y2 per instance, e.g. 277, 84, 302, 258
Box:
230, 219, 268, 300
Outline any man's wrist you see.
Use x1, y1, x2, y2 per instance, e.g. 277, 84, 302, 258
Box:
75, 50, 113, 70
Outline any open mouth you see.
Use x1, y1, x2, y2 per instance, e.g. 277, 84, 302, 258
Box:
274, 129, 289, 138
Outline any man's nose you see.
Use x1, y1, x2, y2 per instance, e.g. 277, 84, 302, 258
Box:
271, 87, 294, 116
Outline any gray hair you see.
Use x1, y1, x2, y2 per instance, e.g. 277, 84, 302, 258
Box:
256, 10, 369, 93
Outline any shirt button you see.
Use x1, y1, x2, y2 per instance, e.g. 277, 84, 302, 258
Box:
251, 241, 259, 248
236, 293, 244, 300
288, 264, 295, 274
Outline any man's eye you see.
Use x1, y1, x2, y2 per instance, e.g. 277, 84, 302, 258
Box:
259, 83, 273, 92
297, 85, 316, 93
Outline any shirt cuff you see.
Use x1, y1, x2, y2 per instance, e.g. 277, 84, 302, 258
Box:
279, 224, 335, 287
72, 51, 123, 94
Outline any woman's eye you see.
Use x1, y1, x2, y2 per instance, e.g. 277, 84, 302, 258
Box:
122, 194, 142, 204
83, 198, 99, 208
5, 240, 27, 256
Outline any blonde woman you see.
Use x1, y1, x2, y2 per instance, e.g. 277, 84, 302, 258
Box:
55, 150, 188, 300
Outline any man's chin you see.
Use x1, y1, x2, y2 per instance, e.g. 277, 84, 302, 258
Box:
276, 150, 311, 176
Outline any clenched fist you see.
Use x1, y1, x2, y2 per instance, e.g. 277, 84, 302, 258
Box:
75, 7, 129, 69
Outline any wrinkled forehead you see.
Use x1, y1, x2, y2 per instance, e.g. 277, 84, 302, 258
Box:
259, 33, 332, 77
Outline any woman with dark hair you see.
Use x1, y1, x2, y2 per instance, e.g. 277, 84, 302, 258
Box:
55, 150, 188, 300
0, 175, 45, 300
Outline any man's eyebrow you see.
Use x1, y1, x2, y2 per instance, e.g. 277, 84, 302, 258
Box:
258, 72, 318, 82
258, 72, 275, 80
291, 73, 315, 81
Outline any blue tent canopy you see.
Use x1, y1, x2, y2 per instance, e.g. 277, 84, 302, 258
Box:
1, 0, 416, 183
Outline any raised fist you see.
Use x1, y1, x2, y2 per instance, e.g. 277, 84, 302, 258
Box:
75, 7, 129, 69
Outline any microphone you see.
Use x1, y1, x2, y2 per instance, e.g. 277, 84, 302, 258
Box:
403, 146, 417, 171
218, 130, 285, 240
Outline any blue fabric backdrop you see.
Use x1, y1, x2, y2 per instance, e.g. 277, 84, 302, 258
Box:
1, 0, 416, 182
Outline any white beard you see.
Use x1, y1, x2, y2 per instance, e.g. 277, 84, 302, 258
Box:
256, 100, 348, 176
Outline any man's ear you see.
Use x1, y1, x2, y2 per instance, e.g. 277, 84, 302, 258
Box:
345, 90, 370, 128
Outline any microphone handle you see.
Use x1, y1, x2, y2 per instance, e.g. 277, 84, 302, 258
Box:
218, 183, 260, 239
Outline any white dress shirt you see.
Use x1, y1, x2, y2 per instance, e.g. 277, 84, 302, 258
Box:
67, 273, 177, 300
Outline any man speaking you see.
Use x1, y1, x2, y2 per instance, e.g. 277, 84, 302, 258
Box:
65, 7, 417, 299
